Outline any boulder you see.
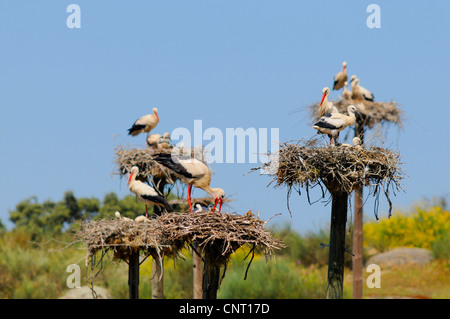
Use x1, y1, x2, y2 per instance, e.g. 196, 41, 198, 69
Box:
366, 247, 433, 268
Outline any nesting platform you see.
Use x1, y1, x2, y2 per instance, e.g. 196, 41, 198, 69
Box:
75, 210, 285, 297
254, 138, 404, 216
157, 210, 285, 264
76, 210, 284, 262
308, 98, 402, 129
114, 146, 207, 183
75, 218, 171, 262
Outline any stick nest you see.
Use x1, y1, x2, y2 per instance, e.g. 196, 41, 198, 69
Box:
157, 210, 285, 265
252, 138, 405, 217
75, 218, 171, 261
114, 146, 208, 183
75, 210, 285, 266
308, 98, 403, 129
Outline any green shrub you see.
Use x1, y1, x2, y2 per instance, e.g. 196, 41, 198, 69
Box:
218, 258, 327, 299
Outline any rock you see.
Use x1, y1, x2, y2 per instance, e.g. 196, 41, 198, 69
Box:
60, 286, 112, 299
366, 247, 433, 268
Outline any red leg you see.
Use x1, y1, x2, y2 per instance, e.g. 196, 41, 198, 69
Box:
187, 184, 193, 213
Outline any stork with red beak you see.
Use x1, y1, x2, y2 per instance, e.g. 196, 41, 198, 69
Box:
127, 166, 171, 217
128, 107, 160, 137
319, 87, 338, 118
151, 153, 225, 214
313, 105, 360, 145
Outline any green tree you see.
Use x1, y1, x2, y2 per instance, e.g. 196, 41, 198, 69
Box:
9, 196, 49, 240
8, 190, 178, 239
99, 192, 150, 219
9, 191, 100, 239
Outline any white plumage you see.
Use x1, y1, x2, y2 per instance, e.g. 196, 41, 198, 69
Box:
128, 107, 159, 137
151, 153, 225, 214
313, 105, 360, 145
342, 81, 352, 100
333, 61, 348, 91
350, 76, 374, 102
127, 166, 170, 217
318, 87, 338, 117
146, 133, 162, 149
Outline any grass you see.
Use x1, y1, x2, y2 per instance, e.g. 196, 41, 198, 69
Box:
356, 260, 450, 299
0, 202, 448, 299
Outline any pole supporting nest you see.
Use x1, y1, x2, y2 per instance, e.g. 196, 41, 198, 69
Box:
128, 249, 140, 299
326, 191, 348, 299
252, 138, 404, 299
76, 210, 285, 300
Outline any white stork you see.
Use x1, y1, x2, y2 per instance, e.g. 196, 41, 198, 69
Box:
333, 62, 348, 91
128, 108, 160, 137
146, 133, 162, 149
194, 203, 204, 213
127, 166, 171, 217
352, 137, 362, 146
151, 153, 225, 214
350, 76, 374, 102
158, 132, 171, 149
313, 105, 360, 145
318, 87, 338, 118
115, 211, 132, 222
342, 81, 352, 100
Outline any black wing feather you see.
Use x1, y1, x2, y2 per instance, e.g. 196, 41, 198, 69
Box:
141, 193, 171, 211
152, 153, 194, 179
314, 118, 342, 130
128, 123, 146, 135
333, 79, 339, 90
363, 93, 374, 102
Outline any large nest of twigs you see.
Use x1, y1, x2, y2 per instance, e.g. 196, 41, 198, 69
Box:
74, 218, 174, 262
75, 210, 285, 272
252, 138, 405, 217
308, 98, 403, 129
114, 146, 208, 183
156, 210, 285, 266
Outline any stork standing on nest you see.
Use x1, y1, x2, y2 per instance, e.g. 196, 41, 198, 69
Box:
342, 81, 352, 100
313, 105, 360, 146
146, 133, 162, 150
151, 153, 225, 214
333, 62, 348, 91
350, 76, 374, 102
319, 87, 338, 118
127, 166, 171, 218
158, 132, 171, 149
128, 107, 160, 138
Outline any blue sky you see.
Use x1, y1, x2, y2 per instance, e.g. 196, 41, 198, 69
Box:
0, 1, 449, 232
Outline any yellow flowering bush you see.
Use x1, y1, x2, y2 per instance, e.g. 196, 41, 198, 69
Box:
363, 206, 450, 252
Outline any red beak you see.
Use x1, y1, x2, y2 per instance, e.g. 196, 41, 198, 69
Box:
320, 92, 326, 106
127, 172, 134, 184
212, 198, 219, 212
